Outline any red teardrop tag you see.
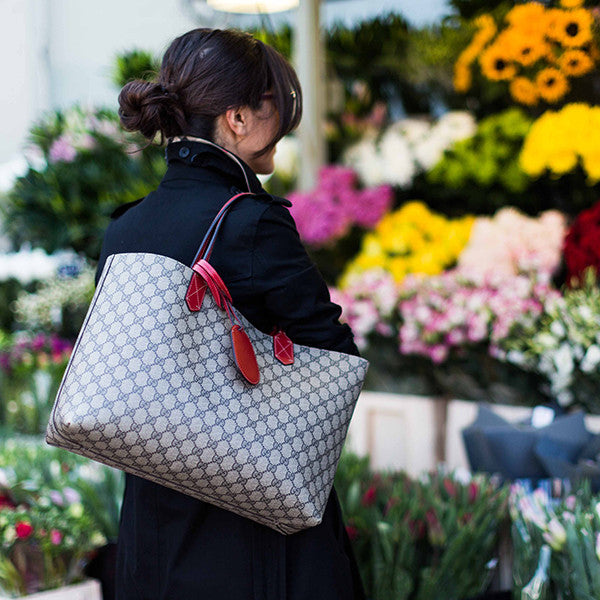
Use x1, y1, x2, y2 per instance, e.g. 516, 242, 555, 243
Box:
231, 325, 260, 385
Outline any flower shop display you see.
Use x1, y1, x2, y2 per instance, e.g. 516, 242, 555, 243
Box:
454, 3, 598, 106
563, 199, 600, 284
4, 106, 165, 261
499, 269, 600, 412
335, 450, 510, 600
343, 112, 476, 188
520, 103, 600, 183
0, 335, 73, 435
510, 481, 600, 599
340, 201, 474, 285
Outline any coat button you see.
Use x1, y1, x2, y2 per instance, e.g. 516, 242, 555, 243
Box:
179, 146, 190, 158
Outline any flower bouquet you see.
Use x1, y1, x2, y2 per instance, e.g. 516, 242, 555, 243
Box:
335, 450, 510, 600
510, 481, 600, 599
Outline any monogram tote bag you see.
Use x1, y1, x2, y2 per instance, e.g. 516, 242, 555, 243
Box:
46, 192, 369, 535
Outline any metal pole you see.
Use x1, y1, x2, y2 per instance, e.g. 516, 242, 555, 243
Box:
293, 0, 325, 191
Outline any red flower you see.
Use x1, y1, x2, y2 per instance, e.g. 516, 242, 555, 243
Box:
383, 496, 399, 516
0, 495, 15, 510
460, 512, 473, 526
346, 524, 359, 541
564, 201, 600, 284
361, 486, 377, 507
15, 522, 33, 539
468, 482, 479, 503
442, 478, 457, 498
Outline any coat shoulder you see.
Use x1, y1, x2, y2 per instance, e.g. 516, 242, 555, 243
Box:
110, 197, 145, 219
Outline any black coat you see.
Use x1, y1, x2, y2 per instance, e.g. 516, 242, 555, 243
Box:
95, 139, 366, 600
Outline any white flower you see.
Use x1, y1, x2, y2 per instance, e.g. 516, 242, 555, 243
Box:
554, 343, 574, 377
550, 320, 566, 338
581, 345, 600, 373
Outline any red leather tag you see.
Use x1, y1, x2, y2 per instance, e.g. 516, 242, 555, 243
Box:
273, 330, 294, 365
185, 273, 207, 312
231, 325, 260, 385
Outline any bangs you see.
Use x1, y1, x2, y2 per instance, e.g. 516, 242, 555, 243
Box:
254, 43, 302, 157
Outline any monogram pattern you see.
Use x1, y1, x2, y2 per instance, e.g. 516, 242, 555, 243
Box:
46, 253, 368, 535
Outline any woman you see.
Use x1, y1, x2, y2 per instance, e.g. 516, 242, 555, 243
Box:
95, 28, 366, 600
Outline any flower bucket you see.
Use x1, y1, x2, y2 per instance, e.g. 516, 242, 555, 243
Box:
0, 579, 101, 600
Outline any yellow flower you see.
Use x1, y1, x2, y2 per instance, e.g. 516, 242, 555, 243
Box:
546, 9, 568, 42
560, 0, 584, 8
507, 3, 547, 29
510, 77, 539, 105
555, 8, 594, 47
536, 68, 570, 102
582, 152, 600, 182
547, 150, 578, 174
454, 60, 472, 92
480, 43, 517, 81
520, 104, 600, 181
559, 49, 595, 76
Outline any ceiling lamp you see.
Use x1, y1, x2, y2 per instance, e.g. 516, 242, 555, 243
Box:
206, 0, 298, 13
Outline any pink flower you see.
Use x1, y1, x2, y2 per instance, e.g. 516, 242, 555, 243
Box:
50, 529, 62, 545
49, 135, 77, 163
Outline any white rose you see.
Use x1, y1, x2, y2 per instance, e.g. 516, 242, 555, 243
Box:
581, 345, 600, 373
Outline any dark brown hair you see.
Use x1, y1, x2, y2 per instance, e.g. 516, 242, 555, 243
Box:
118, 28, 302, 157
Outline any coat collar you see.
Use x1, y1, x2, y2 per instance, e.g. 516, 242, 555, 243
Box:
163, 136, 264, 194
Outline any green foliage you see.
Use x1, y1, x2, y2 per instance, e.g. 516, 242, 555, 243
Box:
112, 49, 160, 88
3, 106, 165, 261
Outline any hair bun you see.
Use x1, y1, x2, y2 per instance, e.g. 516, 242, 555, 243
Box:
118, 80, 186, 141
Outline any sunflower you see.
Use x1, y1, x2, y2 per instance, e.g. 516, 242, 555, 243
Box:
510, 77, 539, 105
506, 3, 547, 29
479, 44, 517, 81
559, 49, 595, 76
546, 8, 568, 41
504, 29, 551, 66
454, 60, 472, 92
560, 0, 584, 7
536, 68, 570, 102
556, 8, 594, 47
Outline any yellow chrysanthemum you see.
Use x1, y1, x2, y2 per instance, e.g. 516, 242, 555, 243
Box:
520, 104, 600, 182
536, 68, 570, 102
547, 150, 578, 174
560, 0, 584, 8
555, 8, 594, 47
582, 152, 600, 182
510, 77, 539, 105
480, 43, 517, 81
559, 49, 595, 76
340, 203, 474, 283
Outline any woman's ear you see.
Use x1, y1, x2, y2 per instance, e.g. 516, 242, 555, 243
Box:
224, 107, 249, 138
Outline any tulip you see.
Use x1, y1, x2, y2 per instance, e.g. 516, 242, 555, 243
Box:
543, 517, 567, 551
